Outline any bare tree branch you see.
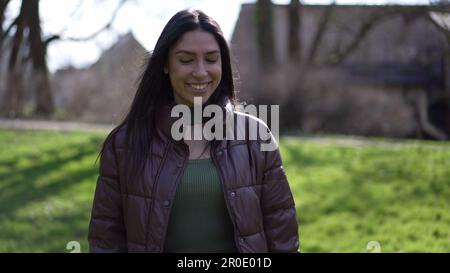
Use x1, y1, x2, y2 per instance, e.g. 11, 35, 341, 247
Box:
1, 0, 129, 118
426, 10, 450, 35
0, 0, 10, 37
426, 2, 450, 13
326, 7, 398, 66
0, 15, 17, 45
58, 0, 127, 42
323, 5, 449, 66
43, 34, 60, 47
54, 0, 85, 35
307, 2, 335, 65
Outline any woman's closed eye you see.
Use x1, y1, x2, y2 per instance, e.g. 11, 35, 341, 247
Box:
179, 58, 218, 64
179, 58, 193, 64
205, 57, 218, 63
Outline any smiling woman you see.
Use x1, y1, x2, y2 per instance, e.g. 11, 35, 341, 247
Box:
164, 29, 222, 106
88, 9, 299, 253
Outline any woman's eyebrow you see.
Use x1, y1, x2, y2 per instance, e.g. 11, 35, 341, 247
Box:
175, 50, 220, 55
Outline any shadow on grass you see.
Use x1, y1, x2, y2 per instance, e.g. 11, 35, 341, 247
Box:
1, 205, 94, 252
280, 140, 433, 217
0, 136, 103, 216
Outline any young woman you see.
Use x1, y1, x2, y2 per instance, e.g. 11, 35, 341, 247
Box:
88, 9, 299, 253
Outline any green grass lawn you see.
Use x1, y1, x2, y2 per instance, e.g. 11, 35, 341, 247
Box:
0, 129, 449, 252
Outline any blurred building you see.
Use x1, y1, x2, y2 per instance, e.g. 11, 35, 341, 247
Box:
49, 4, 450, 139
231, 4, 450, 139
52, 32, 147, 124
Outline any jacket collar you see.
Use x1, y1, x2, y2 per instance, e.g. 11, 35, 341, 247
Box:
155, 93, 233, 141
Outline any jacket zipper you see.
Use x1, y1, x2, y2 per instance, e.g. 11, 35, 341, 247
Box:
211, 147, 243, 253
145, 140, 172, 252
159, 141, 188, 252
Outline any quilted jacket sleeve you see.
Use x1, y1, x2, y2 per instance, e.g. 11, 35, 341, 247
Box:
88, 135, 127, 252
261, 138, 300, 253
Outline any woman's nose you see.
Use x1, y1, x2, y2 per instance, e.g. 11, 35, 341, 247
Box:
192, 62, 208, 78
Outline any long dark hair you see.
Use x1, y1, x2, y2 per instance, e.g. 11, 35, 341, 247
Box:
98, 9, 237, 183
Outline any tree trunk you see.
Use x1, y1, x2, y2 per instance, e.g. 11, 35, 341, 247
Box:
256, 0, 275, 67
25, 0, 54, 115
288, 0, 301, 63
442, 35, 450, 135
0, 0, 25, 117
2, 69, 25, 117
416, 89, 447, 140
0, 0, 10, 107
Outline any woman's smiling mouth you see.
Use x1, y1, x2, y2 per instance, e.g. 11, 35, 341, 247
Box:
187, 82, 211, 92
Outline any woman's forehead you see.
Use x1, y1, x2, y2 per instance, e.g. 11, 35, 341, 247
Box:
171, 30, 220, 53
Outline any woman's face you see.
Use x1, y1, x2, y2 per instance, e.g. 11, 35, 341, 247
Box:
165, 29, 222, 106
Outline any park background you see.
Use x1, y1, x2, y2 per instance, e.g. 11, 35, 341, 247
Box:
0, 0, 449, 252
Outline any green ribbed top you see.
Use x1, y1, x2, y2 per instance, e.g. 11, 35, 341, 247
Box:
163, 158, 237, 253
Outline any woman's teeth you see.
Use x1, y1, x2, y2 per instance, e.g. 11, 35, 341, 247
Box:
189, 83, 209, 90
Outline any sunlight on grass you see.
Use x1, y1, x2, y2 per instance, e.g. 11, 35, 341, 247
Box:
280, 137, 450, 252
0, 129, 104, 252
0, 129, 449, 252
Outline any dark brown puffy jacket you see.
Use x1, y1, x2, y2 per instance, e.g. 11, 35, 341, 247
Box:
88, 97, 300, 253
